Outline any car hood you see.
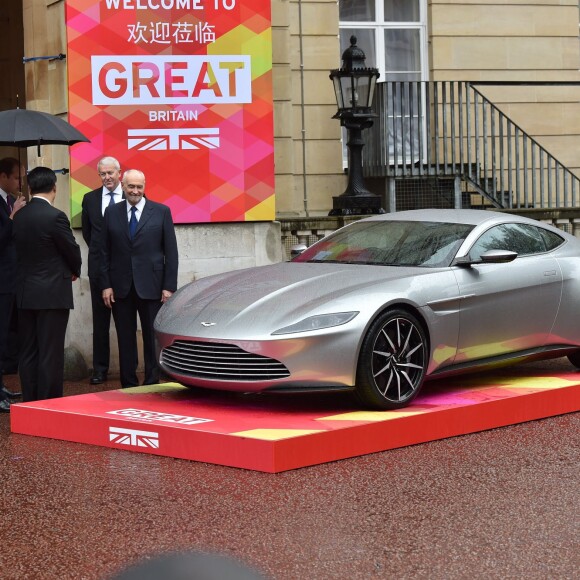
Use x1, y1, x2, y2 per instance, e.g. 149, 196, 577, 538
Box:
155, 262, 442, 339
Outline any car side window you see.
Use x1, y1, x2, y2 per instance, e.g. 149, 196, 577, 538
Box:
469, 223, 546, 261
538, 228, 565, 251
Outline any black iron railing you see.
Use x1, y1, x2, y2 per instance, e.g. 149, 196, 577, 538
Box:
364, 81, 580, 209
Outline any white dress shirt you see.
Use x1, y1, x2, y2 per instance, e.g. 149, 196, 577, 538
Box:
126, 197, 146, 223
0, 187, 11, 209
101, 185, 123, 216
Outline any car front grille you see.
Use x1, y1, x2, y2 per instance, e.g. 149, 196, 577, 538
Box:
160, 340, 290, 381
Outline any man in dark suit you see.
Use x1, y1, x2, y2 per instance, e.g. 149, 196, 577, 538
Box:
81, 156, 123, 385
101, 169, 178, 388
13, 167, 82, 402
0, 157, 26, 412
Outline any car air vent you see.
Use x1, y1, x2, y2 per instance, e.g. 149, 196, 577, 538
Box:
161, 340, 290, 381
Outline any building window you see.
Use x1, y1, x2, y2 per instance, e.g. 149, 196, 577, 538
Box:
338, 0, 427, 83
338, 0, 428, 165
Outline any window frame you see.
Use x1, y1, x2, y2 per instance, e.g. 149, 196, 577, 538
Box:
338, 1, 429, 83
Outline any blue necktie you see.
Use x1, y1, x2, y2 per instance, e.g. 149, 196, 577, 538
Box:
129, 206, 138, 239
107, 190, 116, 207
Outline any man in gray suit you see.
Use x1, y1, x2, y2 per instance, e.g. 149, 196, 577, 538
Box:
101, 169, 178, 388
13, 167, 82, 402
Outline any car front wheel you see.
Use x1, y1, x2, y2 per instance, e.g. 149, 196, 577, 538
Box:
356, 309, 428, 410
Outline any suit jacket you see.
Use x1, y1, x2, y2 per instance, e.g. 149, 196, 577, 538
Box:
101, 199, 178, 300
0, 194, 16, 294
13, 198, 82, 310
82, 187, 124, 280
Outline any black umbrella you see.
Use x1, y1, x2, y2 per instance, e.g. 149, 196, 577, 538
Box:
0, 108, 90, 191
0, 108, 90, 152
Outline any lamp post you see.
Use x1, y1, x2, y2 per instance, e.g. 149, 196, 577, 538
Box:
329, 36, 383, 216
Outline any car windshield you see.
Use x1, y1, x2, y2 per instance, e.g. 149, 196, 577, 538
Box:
294, 220, 474, 267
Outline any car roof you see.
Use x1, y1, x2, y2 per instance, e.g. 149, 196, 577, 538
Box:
363, 208, 543, 227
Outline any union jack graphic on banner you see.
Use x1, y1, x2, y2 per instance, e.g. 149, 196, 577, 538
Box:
109, 426, 160, 448
128, 128, 220, 151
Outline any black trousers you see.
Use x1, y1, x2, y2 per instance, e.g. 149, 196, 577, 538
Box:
89, 277, 112, 374
0, 292, 14, 389
4, 304, 19, 372
111, 285, 162, 388
18, 308, 70, 402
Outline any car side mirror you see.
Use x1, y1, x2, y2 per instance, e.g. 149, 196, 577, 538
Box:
453, 249, 518, 267
480, 249, 518, 263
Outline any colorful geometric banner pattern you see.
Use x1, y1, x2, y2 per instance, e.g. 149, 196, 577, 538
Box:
65, 0, 274, 226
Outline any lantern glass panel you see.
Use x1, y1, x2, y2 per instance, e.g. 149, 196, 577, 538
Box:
332, 76, 345, 109
354, 75, 371, 109
338, 76, 361, 109
367, 75, 377, 107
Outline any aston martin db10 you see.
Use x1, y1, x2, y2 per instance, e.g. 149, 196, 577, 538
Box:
154, 209, 580, 409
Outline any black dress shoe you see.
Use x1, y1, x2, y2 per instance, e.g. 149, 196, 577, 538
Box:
1, 385, 21, 399
0, 399, 10, 412
90, 372, 108, 385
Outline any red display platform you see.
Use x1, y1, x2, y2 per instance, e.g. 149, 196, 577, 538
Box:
10, 370, 580, 472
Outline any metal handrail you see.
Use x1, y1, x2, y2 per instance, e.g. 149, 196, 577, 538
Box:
363, 81, 580, 209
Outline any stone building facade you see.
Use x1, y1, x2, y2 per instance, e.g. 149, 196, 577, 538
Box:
1, 0, 579, 374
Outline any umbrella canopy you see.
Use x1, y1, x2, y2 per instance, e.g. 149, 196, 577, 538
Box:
0, 108, 90, 193
0, 108, 89, 151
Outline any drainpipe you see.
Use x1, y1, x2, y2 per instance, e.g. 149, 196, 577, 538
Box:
297, 0, 309, 216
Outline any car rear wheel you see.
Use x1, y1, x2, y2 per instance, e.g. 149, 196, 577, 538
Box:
356, 309, 428, 410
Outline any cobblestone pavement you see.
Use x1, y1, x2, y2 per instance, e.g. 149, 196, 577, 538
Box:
0, 359, 578, 580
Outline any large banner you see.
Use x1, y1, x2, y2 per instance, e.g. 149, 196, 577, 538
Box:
65, 0, 274, 226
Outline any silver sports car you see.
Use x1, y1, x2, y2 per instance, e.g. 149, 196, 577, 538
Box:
155, 209, 580, 409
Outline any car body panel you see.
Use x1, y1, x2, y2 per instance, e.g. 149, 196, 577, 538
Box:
452, 254, 562, 361
547, 265, 580, 345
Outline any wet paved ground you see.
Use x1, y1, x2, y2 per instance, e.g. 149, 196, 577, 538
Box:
1, 359, 578, 579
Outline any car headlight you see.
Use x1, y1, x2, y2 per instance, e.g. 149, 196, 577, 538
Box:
272, 312, 359, 335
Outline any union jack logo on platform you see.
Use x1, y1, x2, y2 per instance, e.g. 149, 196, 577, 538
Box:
128, 128, 220, 151
109, 426, 160, 449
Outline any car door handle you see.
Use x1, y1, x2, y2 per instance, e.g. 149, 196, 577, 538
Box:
543, 270, 557, 277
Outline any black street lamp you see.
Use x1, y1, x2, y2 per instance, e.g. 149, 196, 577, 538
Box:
329, 36, 383, 216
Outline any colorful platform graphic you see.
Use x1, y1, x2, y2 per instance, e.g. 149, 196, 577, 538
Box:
10, 370, 580, 472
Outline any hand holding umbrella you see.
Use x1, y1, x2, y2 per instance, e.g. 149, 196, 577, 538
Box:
9, 195, 26, 219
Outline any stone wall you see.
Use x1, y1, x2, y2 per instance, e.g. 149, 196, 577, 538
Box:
67, 221, 283, 375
